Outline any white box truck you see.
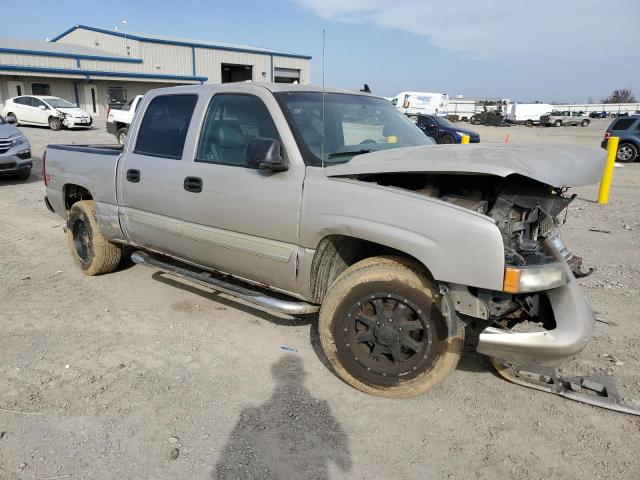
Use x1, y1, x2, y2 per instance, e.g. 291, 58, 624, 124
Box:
505, 103, 553, 126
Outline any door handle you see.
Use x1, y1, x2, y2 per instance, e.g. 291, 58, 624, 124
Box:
126, 169, 140, 183
183, 176, 203, 193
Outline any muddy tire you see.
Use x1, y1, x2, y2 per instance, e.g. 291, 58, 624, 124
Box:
66, 200, 121, 275
319, 256, 464, 398
49, 116, 63, 131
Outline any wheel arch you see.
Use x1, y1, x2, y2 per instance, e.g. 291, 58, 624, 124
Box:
309, 234, 437, 304
63, 183, 93, 211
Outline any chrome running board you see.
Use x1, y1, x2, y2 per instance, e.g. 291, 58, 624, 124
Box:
491, 357, 640, 416
131, 250, 319, 316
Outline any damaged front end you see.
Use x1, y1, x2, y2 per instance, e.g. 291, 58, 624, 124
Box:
351, 171, 596, 367
466, 177, 596, 366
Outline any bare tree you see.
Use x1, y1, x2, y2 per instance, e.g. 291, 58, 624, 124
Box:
601, 89, 637, 103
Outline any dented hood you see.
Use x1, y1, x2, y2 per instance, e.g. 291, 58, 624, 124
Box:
325, 144, 606, 188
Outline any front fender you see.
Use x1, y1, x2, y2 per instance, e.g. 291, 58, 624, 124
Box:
301, 169, 505, 291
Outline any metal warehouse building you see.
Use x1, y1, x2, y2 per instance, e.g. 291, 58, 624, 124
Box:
0, 24, 311, 119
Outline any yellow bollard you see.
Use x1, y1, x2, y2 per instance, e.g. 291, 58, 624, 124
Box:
597, 136, 619, 205
461, 135, 470, 144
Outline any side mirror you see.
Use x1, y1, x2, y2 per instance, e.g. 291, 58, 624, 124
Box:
39, 105, 47, 110
245, 138, 288, 172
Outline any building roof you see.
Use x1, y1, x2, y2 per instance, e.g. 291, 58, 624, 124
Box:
51, 25, 312, 60
0, 36, 141, 62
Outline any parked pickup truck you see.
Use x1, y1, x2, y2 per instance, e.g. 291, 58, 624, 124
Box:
540, 111, 590, 127
43, 83, 605, 398
106, 95, 143, 145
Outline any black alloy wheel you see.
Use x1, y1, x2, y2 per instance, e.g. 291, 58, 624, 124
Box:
335, 293, 433, 385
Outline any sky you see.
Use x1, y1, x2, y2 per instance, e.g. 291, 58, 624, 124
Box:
1, 0, 638, 103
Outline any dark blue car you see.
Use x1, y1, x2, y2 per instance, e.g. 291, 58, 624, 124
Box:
408, 114, 480, 144
601, 115, 640, 162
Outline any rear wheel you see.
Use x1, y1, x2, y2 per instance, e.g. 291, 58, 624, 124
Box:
117, 127, 128, 145
49, 116, 63, 131
525, 119, 533, 127
441, 135, 455, 144
66, 200, 122, 275
617, 143, 638, 163
470, 115, 479, 125
319, 257, 464, 398
581, 119, 589, 127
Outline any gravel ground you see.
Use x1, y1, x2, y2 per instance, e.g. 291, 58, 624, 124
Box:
1, 119, 639, 480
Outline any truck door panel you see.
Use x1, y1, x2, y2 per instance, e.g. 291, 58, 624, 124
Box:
117, 93, 198, 257
180, 93, 303, 292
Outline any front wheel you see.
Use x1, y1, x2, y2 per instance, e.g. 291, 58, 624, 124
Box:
441, 135, 455, 144
319, 257, 464, 398
525, 120, 533, 127
470, 115, 479, 125
6, 113, 18, 125
49, 116, 63, 131
66, 200, 122, 275
15, 169, 31, 180
581, 119, 589, 127
554, 120, 562, 127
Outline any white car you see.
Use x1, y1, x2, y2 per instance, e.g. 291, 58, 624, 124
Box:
3, 96, 92, 130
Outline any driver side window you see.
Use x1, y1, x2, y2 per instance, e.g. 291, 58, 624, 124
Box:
196, 94, 280, 167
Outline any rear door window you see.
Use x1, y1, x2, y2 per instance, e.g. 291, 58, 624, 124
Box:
611, 118, 634, 131
134, 94, 198, 159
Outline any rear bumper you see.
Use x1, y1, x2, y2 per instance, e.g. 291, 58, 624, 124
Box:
476, 239, 594, 366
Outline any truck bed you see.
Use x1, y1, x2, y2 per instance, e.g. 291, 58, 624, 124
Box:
45, 144, 124, 222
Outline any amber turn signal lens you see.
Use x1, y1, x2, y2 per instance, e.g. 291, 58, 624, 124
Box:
503, 267, 522, 293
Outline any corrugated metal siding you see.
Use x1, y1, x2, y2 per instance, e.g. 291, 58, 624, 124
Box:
273, 56, 310, 84
58, 28, 140, 59
195, 48, 271, 84
0, 53, 76, 69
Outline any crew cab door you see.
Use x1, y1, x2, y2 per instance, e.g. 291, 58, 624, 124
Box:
117, 93, 198, 257
179, 91, 304, 292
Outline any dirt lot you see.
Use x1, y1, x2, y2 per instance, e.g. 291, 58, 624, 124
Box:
1, 119, 639, 479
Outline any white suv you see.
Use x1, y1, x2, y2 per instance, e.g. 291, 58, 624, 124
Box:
3, 96, 92, 130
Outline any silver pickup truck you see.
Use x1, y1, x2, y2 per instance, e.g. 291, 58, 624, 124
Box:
541, 111, 590, 127
43, 83, 605, 398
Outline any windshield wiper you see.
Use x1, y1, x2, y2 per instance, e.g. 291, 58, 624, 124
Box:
328, 149, 372, 159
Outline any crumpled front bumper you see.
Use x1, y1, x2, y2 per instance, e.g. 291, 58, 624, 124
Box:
476, 238, 595, 366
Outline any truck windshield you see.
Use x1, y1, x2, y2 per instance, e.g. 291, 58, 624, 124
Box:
275, 92, 433, 165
